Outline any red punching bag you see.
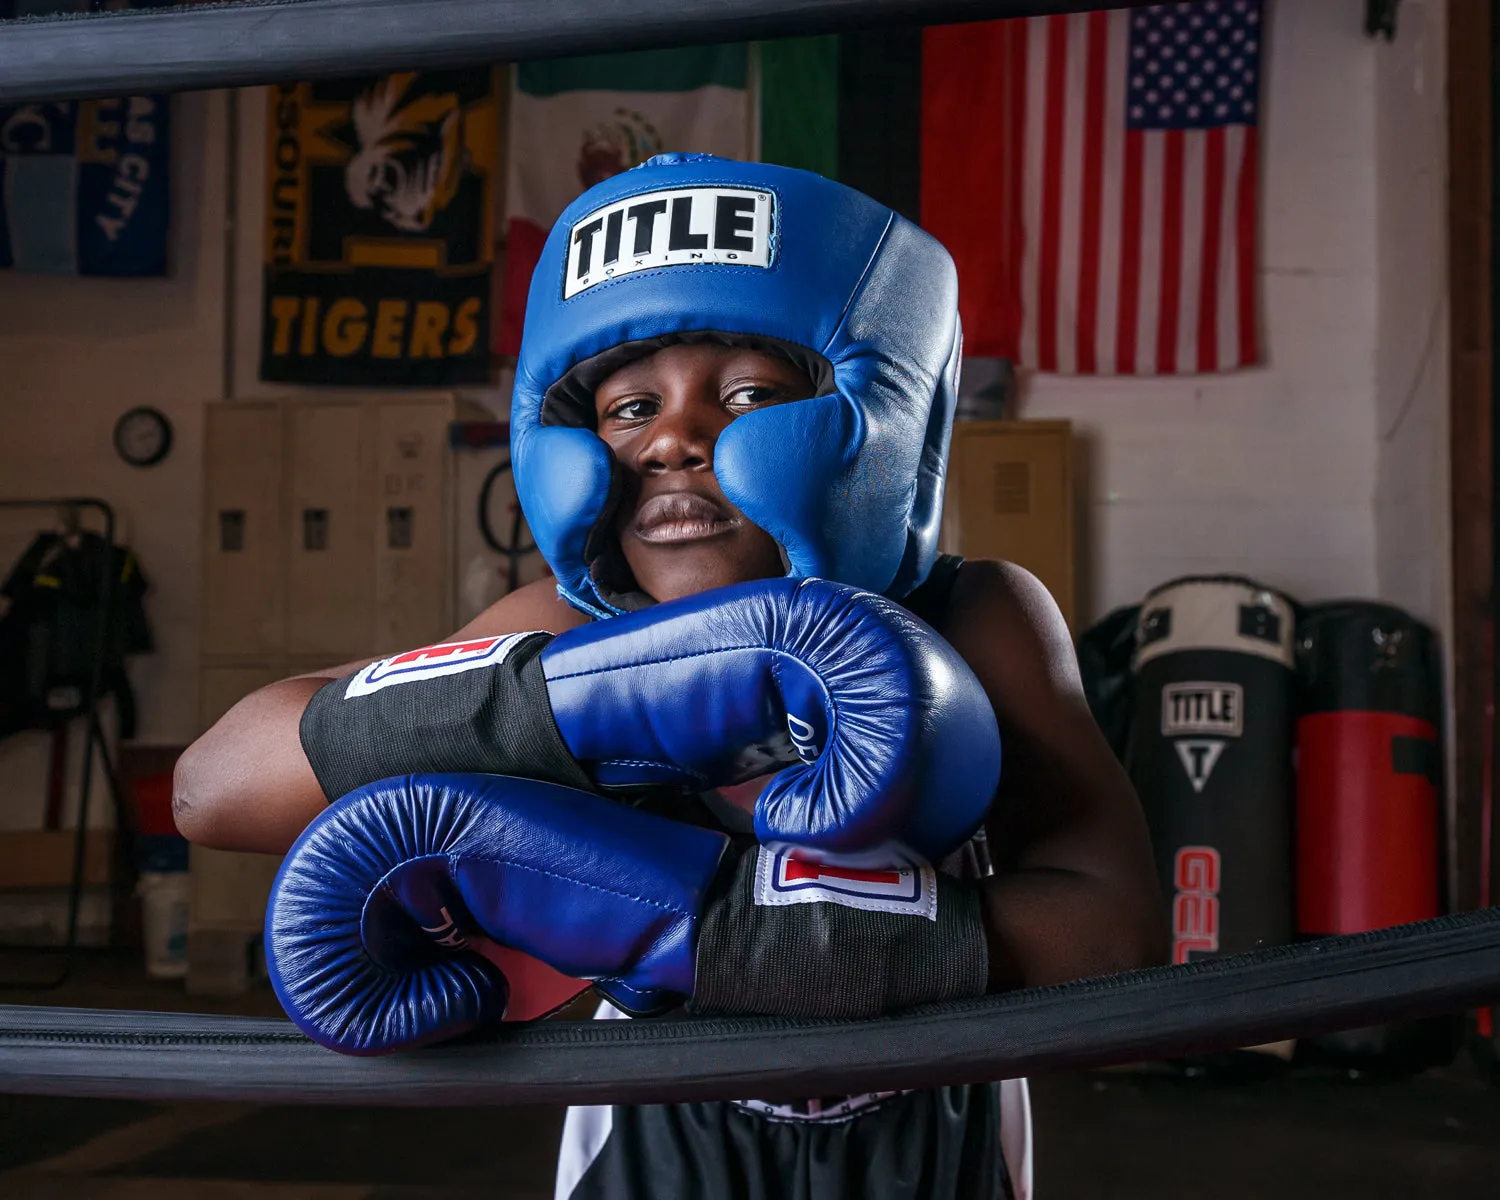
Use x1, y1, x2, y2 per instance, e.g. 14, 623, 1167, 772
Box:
1296, 603, 1440, 935
1295, 602, 1457, 1071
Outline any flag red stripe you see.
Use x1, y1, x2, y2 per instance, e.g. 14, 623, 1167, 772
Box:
1036, 14, 1070, 373
925, 7, 1264, 376
1196, 125, 1225, 373
1000, 19, 1030, 361
1154, 128, 1185, 375
1115, 129, 1145, 374
1074, 10, 1109, 374
921, 22, 1012, 356
1235, 125, 1260, 366
497, 217, 548, 357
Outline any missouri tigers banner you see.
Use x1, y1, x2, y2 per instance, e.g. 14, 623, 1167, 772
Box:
261, 68, 498, 386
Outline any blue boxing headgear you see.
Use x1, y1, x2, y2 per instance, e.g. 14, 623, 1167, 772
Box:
512, 154, 962, 619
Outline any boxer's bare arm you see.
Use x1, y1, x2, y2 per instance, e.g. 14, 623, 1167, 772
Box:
942, 561, 1169, 990
172, 578, 585, 855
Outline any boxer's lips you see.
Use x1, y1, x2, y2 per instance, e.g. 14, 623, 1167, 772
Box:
630, 492, 740, 545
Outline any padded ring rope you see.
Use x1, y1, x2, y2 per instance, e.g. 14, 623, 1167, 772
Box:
4, 908, 1500, 1106
0, 0, 1138, 105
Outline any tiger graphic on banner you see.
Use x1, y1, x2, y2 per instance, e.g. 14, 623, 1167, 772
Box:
261, 67, 498, 386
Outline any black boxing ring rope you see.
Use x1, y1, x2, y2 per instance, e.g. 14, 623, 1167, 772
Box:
3, 907, 1500, 1105
0, 0, 1141, 105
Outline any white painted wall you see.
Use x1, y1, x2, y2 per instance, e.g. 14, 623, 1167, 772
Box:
1011, 0, 1384, 623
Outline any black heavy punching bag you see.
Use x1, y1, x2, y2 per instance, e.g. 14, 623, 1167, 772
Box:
1126, 576, 1297, 964
1295, 602, 1458, 1073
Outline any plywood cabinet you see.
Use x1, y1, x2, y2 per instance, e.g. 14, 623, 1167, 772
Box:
940, 420, 1076, 629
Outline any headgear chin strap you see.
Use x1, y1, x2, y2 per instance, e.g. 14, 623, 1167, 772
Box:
512, 153, 962, 619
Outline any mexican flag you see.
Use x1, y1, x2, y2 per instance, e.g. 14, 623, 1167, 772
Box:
495, 39, 840, 356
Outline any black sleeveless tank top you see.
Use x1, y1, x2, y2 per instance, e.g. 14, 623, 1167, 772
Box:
899, 553, 966, 629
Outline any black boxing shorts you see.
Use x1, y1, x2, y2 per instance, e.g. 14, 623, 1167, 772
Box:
553, 1002, 1032, 1200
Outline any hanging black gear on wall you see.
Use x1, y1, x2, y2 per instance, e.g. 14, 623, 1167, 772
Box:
0, 530, 152, 741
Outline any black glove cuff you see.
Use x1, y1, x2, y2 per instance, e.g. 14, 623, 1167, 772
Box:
688, 846, 989, 1020
300, 633, 593, 802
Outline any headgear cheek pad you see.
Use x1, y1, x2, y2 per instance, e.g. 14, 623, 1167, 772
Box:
511, 153, 962, 619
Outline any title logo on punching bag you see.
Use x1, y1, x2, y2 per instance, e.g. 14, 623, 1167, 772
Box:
1161, 682, 1243, 737
1163, 682, 1240, 795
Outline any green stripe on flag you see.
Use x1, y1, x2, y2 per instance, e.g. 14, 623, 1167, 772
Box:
518, 45, 748, 96
758, 36, 839, 179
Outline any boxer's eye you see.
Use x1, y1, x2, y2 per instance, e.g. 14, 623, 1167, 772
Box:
601, 396, 660, 425
724, 385, 786, 413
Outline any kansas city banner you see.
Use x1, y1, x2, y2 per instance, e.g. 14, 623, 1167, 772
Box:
261, 68, 498, 386
0, 1, 170, 277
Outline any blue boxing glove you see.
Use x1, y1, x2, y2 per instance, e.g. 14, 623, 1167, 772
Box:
266, 772, 728, 1055
267, 772, 990, 1055
300, 577, 999, 864
544, 578, 1000, 861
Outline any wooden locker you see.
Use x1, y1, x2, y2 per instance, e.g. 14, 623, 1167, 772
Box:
371, 399, 454, 651
201, 404, 284, 657
940, 421, 1076, 629
286, 403, 372, 659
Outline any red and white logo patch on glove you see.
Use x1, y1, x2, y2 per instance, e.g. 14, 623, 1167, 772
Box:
752, 845, 937, 921
345, 632, 538, 697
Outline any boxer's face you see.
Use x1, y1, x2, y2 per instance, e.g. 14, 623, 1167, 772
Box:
594, 343, 812, 603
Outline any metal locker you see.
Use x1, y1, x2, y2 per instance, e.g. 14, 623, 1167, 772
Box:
286, 403, 372, 659
201, 404, 284, 657
371, 399, 454, 651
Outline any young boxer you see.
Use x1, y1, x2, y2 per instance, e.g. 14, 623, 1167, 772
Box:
176, 156, 1164, 1200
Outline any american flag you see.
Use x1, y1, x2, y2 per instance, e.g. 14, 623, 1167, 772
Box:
923, 1, 1264, 375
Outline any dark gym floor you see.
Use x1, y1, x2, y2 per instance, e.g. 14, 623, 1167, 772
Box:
2, 955, 1499, 1199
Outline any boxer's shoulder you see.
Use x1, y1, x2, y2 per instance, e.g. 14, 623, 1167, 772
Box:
947, 559, 1064, 634
941, 558, 1082, 699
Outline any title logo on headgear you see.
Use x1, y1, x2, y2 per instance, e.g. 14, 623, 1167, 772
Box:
563, 185, 774, 300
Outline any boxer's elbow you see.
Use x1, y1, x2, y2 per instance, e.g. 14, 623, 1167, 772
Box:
1113, 900, 1171, 974
1140, 910, 1172, 970
171, 735, 305, 856
172, 739, 314, 856
172, 678, 331, 854
980, 866, 1168, 990
171, 738, 235, 849
1085, 865, 1170, 976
